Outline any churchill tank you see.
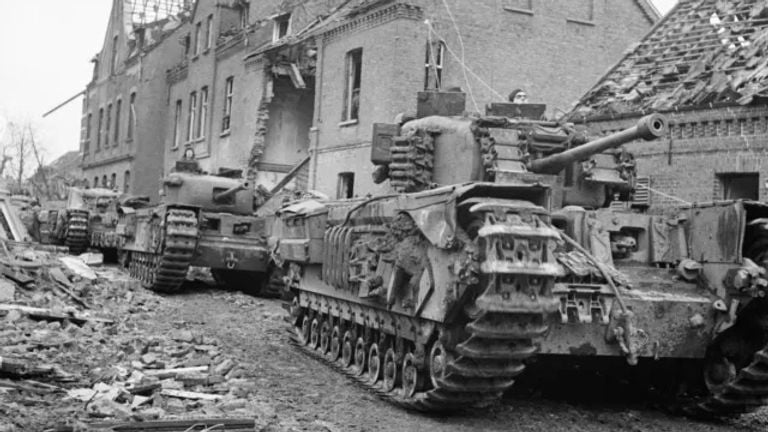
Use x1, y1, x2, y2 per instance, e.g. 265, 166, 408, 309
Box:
120, 157, 271, 294
273, 93, 768, 416
44, 187, 122, 254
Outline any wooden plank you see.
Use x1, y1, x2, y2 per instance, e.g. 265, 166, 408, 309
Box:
160, 389, 223, 401
0, 303, 112, 324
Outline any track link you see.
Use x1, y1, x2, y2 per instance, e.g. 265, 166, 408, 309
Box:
129, 208, 197, 293
692, 343, 768, 417
65, 211, 89, 254
288, 206, 560, 411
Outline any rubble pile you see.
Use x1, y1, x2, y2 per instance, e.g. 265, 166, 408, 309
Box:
0, 248, 271, 431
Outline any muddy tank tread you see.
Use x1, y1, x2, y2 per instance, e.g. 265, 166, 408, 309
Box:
129, 208, 198, 294
689, 346, 768, 417
65, 212, 89, 254
289, 293, 553, 412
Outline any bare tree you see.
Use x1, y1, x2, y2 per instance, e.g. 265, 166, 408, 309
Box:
3, 121, 40, 195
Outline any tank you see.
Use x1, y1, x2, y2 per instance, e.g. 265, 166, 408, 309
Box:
271, 94, 768, 416
119, 159, 272, 294
42, 187, 122, 254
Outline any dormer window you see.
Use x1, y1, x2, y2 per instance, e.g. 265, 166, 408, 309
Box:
272, 13, 291, 42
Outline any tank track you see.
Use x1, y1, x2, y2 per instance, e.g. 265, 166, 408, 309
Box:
128, 208, 198, 293
690, 334, 768, 417
288, 212, 559, 411
65, 211, 89, 254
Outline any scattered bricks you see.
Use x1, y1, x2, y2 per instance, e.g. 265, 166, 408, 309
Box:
160, 389, 224, 401
170, 329, 194, 342
213, 358, 235, 376
136, 406, 166, 420
145, 366, 208, 379
127, 382, 161, 395
178, 373, 209, 387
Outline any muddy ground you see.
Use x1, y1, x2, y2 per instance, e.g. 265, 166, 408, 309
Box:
3, 262, 767, 432
144, 282, 768, 432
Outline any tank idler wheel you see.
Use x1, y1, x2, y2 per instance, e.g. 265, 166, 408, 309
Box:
429, 341, 448, 389
383, 347, 400, 392
354, 337, 368, 376
402, 352, 423, 398
329, 325, 342, 361
704, 349, 738, 394
298, 315, 312, 345
310, 318, 321, 349
341, 331, 355, 367
319, 319, 332, 354
368, 343, 382, 384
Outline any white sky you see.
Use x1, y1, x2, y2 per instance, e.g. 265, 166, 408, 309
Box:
0, 0, 678, 164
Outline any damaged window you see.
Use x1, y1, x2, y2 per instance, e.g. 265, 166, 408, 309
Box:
222, 77, 234, 133
718, 173, 759, 200
424, 41, 445, 90
187, 91, 197, 142
342, 49, 362, 122
272, 13, 291, 42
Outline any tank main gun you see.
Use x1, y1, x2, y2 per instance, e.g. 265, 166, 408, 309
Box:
527, 114, 667, 175
213, 182, 249, 203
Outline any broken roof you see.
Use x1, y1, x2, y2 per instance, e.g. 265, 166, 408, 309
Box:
573, 0, 768, 118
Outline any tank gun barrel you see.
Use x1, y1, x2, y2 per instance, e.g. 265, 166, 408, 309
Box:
526, 114, 667, 175
213, 182, 249, 202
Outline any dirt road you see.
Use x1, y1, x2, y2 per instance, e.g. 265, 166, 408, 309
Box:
144, 284, 768, 432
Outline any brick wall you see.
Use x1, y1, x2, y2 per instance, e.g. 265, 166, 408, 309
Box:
588, 105, 768, 210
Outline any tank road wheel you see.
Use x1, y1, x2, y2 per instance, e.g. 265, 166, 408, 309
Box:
319, 319, 332, 354
310, 318, 321, 349
402, 352, 424, 398
354, 337, 368, 376
289, 297, 302, 326
341, 331, 355, 367
298, 315, 312, 346
329, 325, 342, 361
383, 347, 400, 392
704, 350, 738, 395
368, 343, 383, 384
429, 341, 448, 389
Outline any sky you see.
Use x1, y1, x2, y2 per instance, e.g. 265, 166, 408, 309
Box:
0, 0, 678, 165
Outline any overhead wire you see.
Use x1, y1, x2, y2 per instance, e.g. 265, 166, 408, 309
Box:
439, 0, 480, 112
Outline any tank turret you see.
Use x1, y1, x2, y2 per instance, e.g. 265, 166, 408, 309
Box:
370, 95, 667, 209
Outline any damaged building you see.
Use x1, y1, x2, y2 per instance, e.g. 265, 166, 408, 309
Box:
80, 0, 190, 200
573, 0, 768, 209
83, 0, 659, 198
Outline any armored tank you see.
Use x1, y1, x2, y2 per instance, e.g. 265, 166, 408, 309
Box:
43, 187, 122, 254
273, 94, 768, 416
119, 158, 271, 294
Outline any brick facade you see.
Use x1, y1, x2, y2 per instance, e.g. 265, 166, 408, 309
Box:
586, 105, 768, 210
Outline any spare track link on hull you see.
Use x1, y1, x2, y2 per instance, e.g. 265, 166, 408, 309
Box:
65, 211, 89, 254
692, 342, 768, 417
288, 208, 558, 411
129, 208, 197, 293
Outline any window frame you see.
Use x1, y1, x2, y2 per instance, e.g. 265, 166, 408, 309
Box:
424, 41, 445, 90
222, 77, 234, 133
110, 35, 119, 75
198, 86, 208, 139
172, 99, 183, 149
206, 14, 214, 50
123, 170, 131, 193
337, 172, 355, 199
194, 22, 202, 56
342, 49, 363, 123
127, 92, 136, 141
96, 108, 103, 151
272, 13, 292, 42
105, 103, 112, 147
187, 91, 197, 142
114, 98, 122, 146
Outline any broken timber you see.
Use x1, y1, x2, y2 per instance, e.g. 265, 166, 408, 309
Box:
0, 303, 112, 324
